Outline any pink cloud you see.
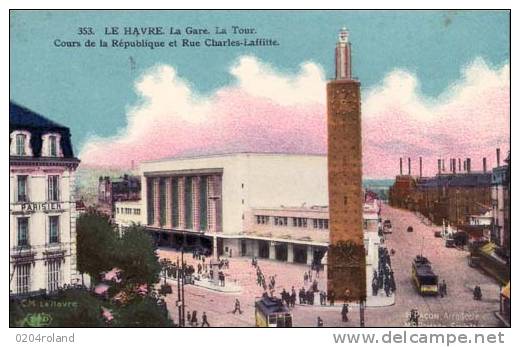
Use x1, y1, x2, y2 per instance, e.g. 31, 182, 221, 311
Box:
79, 57, 510, 178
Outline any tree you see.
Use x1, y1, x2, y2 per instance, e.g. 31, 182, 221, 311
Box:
76, 209, 119, 283
116, 224, 161, 287
10, 288, 106, 327
113, 296, 173, 327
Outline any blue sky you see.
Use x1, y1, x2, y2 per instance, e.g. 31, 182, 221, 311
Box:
10, 10, 510, 153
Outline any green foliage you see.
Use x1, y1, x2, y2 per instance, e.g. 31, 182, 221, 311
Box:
10, 287, 173, 328
10, 288, 106, 327
112, 296, 173, 327
76, 209, 119, 282
116, 223, 161, 287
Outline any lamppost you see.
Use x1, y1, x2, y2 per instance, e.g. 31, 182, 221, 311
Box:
175, 247, 187, 327
181, 247, 186, 326
176, 256, 182, 326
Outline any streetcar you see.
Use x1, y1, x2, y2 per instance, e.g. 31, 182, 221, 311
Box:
412, 255, 439, 296
254, 296, 292, 327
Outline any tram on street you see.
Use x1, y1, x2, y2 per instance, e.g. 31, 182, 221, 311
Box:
254, 296, 292, 327
412, 255, 439, 296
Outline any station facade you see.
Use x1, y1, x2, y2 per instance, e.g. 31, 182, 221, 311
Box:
115, 153, 380, 269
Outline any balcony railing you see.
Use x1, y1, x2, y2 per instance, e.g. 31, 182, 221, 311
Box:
17, 194, 29, 203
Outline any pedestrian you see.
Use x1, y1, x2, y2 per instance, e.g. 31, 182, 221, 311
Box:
307, 290, 314, 305
316, 266, 320, 278
191, 310, 198, 327
299, 287, 305, 304
384, 278, 391, 297
372, 278, 379, 296
441, 280, 447, 297
218, 271, 225, 286
201, 312, 210, 327
233, 298, 243, 314
473, 285, 482, 300
304, 272, 308, 284
390, 271, 396, 293
409, 308, 419, 327
341, 303, 349, 322
281, 288, 288, 306
319, 291, 324, 305
187, 311, 192, 327
317, 316, 324, 327
291, 287, 297, 308
329, 291, 335, 306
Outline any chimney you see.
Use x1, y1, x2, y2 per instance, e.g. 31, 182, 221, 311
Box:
419, 157, 423, 178
458, 158, 461, 172
467, 158, 471, 173
449, 159, 453, 173
496, 148, 501, 167
453, 159, 456, 174
399, 157, 403, 175
438, 159, 442, 175
442, 159, 445, 172
483, 157, 487, 172
463, 160, 467, 172
408, 157, 411, 175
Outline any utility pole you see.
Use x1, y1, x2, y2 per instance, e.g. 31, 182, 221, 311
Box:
176, 257, 182, 326
181, 248, 186, 327
360, 300, 365, 327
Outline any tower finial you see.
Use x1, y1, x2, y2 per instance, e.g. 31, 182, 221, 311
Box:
335, 27, 352, 80
338, 27, 349, 43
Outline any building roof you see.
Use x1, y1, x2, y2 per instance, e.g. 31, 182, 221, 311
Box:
10, 102, 68, 130
142, 151, 326, 163
417, 173, 492, 189
9, 101, 76, 158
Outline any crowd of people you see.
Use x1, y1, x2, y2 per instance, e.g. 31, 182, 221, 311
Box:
372, 246, 396, 297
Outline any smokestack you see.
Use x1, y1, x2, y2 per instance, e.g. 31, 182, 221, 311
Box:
453, 159, 456, 174
496, 148, 501, 167
458, 158, 461, 172
419, 157, 423, 178
449, 159, 453, 173
438, 159, 442, 175
408, 157, 411, 175
442, 159, 445, 172
483, 157, 487, 172
399, 157, 403, 175
467, 158, 471, 173
463, 160, 467, 172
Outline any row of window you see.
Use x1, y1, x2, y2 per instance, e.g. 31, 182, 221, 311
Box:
256, 216, 329, 229
12, 132, 60, 157
15, 260, 62, 295
17, 216, 60, 247
117, 207, 141, 215
16, 175, 61, 202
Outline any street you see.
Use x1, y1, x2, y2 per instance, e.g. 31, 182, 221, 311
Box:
158, 203, 502, 327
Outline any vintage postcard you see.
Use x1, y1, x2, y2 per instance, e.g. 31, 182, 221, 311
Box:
9, 9, 510, 333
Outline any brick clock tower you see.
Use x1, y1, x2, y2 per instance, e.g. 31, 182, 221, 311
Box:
326, 28, 366, 305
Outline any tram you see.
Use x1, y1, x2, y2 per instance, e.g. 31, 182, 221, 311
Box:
254, 296, 292, 327
412, 255, 439, 296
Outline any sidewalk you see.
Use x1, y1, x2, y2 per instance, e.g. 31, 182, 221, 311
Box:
167, 277, 242, 294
